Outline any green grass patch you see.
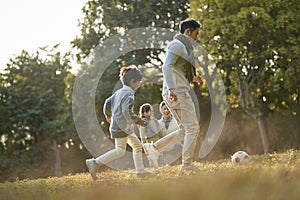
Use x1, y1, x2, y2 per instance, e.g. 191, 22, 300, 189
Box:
1, 150, 300, 200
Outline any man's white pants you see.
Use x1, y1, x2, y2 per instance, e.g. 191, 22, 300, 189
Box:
156, 91, 200, 165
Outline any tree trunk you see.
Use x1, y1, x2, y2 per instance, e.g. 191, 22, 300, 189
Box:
236, 63, 269, 153
256, 116, 269, 153
53, 139, 62, 177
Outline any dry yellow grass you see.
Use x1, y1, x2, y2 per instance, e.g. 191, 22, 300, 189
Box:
1, 150, 300, 200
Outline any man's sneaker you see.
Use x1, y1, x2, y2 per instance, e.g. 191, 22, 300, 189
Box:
86, 158, 98, 180
179, 163, 200, 172
136, 170, 156, 177
143, 143, 160, 168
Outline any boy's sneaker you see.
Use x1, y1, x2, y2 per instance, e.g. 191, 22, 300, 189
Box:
143, 143, 160, 168
179, 163, 200, 172
86, 158, 98, 180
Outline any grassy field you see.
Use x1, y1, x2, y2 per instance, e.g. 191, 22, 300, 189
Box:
1, 150, 300, 200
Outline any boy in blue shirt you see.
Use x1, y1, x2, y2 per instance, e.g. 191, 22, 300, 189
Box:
86, 65, 152, 180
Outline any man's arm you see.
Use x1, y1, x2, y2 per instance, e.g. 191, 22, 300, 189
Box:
163, 42, 186, 102
162, 42, 184, 90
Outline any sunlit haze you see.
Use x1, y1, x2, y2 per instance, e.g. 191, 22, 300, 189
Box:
0, 0, 86, 71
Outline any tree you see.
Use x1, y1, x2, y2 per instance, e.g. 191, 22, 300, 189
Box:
190, 0, 300, 152
72, 0, 190, 61
0, 47, 75, 178
71, 0, 192, 130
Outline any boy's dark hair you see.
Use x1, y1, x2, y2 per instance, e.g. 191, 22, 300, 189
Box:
119, 65, 142, 86
139, 103, 152, 117
179, 19, 201, 34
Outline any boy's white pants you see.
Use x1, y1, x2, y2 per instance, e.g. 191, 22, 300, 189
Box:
95, 134, 145, 173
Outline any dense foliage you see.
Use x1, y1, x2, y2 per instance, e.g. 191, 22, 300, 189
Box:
189, 0, 300, 152
0, 48, 78, 180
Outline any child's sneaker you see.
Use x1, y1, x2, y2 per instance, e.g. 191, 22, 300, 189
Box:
86, 158, 98, 180
143, 143, 160, 168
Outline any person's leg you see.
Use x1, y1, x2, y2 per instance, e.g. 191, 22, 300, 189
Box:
95, 137, 128, 165
127, 134, 153, 176
153, 129, 184, 151
162, 143, 183, 166
127, 134, 146, 173
143, 107, 184, 168
86, 137, 128, 180
143, 97, 184, 168
166, 92, 199, 166
143, 92, 199, 169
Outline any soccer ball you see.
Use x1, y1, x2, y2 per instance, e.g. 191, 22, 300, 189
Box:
231, 151, 250, 164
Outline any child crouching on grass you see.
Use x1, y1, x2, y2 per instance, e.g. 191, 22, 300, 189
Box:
86, 65, 153, 180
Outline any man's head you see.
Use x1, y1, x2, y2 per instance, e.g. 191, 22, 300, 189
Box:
179, 19, 201, 42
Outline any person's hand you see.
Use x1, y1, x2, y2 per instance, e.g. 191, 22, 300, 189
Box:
139, 120, 147, 127
193, 75, 202, 85
169, 88, 177, 102
106, 117, 111, 124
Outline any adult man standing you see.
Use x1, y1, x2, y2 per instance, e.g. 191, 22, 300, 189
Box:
143, 19, 202, 171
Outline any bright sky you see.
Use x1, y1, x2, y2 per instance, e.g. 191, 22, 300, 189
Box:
0, 0, 86, 70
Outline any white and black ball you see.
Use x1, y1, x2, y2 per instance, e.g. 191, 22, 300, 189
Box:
231, 151, 250, 164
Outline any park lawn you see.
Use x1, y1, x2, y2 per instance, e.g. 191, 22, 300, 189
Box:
1, 150, 300, 200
